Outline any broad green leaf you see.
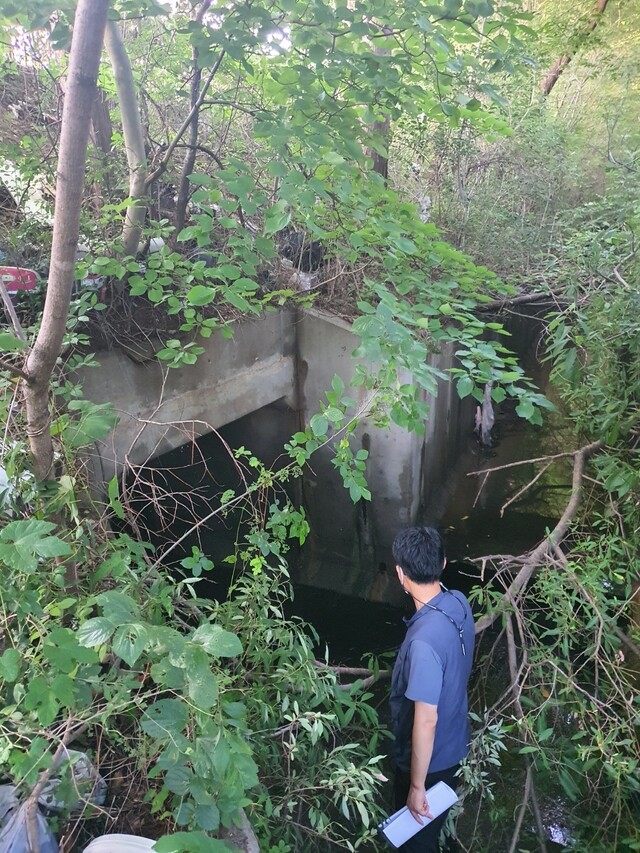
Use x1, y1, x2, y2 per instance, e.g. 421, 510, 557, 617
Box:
187, 285, 216, 306
224, 289, 256, 313
309, 413, 329, 436
0, 648, 21, 682
515, 398, 535, 420
193, 803, 220, 832
64, 401, 118, 448
264, 200, 291, 235
24, 677, 59, 726
76, 617, 116, 647
112, 624, 148, 667
141, 699, 189, 741
95, 590, 141, 623
153, 831, 230, 853
51, 673, 76, 706
191, 624, 242, 658
0, 332, 27, 352
0, 519, 72, 573
456, 376, 474, 399
186, 662, 218, 709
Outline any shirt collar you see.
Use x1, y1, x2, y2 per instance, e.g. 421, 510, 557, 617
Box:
403, 588, 447, 626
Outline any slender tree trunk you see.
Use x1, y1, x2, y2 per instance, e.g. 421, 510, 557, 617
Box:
365, 25, 392, 182
540, 0, 610, 96
174, 0, 213, 238
105, 19, 148, 256
91, 87, 114, 203
22, 0, 110, 482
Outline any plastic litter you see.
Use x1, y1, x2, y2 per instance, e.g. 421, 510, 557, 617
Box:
38, 750, 107, 813
0, 792, 58, 853
0, 749, 106, 853
81, 834, 156, 853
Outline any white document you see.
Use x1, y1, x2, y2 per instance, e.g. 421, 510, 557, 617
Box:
377, 781, 458, 849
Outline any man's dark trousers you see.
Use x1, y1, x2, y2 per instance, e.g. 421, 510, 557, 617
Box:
393, 765, 459, 853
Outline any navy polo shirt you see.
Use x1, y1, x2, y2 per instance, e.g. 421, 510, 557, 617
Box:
390, 588, 475, 773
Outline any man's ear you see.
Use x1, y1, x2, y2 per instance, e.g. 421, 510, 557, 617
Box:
395, 565, 404, 583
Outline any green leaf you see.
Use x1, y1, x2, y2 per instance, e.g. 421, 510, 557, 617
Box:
0, 520, 72, 573
153, 832, 231, 853
141, 699, 189, 741
0, 648, 21, 682
224, 289, 257, 313
76, 617, 116, 647
193, 803, 220, 832
456, 376, 474, 399
95, 590, 141, 623
309, 414, 329, 437
264, 200, 291, 235
107, 477, 125, 520
112, 624, 149, 667
187, 285, 216, 306
515, 398, 535, 421
51, 673, 76, 706
186, 662, 218, 709
191, 624, 242, 658
24, 677, 59, 725
0, 332, 27, 352
64, 401, 118, 448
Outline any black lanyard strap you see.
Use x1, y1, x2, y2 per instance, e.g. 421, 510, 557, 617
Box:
420, 585, 468, 656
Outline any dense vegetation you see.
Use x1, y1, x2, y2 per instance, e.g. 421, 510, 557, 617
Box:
0, 1, 637, 851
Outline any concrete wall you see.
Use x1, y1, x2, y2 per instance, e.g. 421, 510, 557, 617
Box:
79, 310, 297, 481
294, 310, 475, 605
80, 307, 475, 603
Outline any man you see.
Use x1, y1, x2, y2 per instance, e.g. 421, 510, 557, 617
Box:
389, 526, 475, 852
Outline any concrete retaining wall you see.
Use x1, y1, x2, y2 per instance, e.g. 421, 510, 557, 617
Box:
79, 307, 474, 603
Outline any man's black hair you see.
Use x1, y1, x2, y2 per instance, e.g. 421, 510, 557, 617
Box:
392, 526, 445, 584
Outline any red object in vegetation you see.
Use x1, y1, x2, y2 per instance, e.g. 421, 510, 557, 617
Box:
0, 266, 39, 294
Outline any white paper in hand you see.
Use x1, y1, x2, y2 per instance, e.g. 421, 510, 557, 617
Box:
377, 781, 458, 849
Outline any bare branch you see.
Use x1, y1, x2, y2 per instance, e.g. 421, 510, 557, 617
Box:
468, 449, 579, 478
0, 357, 30, 382
145, 49, 226, 190
0, 281, 27, 342
540, 0, 610, 96
475, 440, 603, 634
500, 460, 553, 517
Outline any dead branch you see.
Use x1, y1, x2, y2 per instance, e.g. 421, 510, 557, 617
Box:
500, 461, 553, 517
0, 281, 27, 342
145, 50, 226, 190
505, 617, 548, 853
0, 357, 30, 382
475, 440, 603, 634
477, 290, 565, 312
540, 0, 610, 96
25, 716, 89, 853
468, 449, 578, 478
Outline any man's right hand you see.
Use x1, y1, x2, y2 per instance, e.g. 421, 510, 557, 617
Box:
407, 785, 435, 824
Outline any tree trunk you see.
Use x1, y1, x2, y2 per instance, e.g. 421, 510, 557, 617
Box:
105, 19, 148, 256
22, 0, 110, 482
173, 0, 213, 239
540, 0, 610, 96
364, 25, 392, 182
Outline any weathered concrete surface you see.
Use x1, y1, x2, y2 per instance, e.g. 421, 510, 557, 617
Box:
295, 309, 475, 605
80, 307, 474, 603
79, 310, 297, 480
